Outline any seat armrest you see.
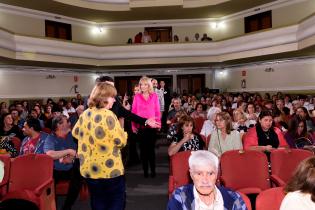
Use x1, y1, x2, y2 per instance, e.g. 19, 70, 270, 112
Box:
270, 175, 286, 187
34, 178, 53, 196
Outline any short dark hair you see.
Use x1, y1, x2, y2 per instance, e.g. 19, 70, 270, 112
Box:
26, 118, 41, 132
95, 76, 114, 83
51, 115, 66, 132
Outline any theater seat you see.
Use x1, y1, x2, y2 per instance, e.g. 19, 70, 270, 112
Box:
220, 150, 270, 195
0, 155, 10, 198
270, 149, 313, 186
256, 187, 285, 210
1, 154, 56, 210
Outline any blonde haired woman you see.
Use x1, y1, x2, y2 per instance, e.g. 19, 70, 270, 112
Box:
131, 76, 161, 178
208, 112, 243, 156
72, 82, 127, 210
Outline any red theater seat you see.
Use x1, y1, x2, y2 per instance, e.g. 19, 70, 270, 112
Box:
0, 155, 10, 198
256, 187, 285, 210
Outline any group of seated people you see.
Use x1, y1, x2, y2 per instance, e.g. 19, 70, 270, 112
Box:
166, 92, 315, 157
0, 97, 84, 210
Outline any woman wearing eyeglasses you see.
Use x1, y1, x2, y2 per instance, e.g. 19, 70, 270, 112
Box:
208, 112, 243, 156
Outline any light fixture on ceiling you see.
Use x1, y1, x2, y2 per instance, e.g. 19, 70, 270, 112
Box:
209, 21, 226, 29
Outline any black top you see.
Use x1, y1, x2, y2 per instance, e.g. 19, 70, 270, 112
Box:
111, 96, 146, 126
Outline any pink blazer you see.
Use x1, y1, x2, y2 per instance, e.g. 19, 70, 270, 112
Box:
131, 93, 161, 132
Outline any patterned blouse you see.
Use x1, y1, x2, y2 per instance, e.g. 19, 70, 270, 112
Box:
72, 107, 127, 179
173, 133, 204, 152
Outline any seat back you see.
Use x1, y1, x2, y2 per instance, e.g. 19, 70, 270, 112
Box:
270, 149, 313, 184
237, 191, 252, 210
200, 134, 211, 149
194, 117, 205, 134
0, 155, 10, 197
10, 137, 21, 153
9, 154, 53, 192
169, 151, 191, 195
256, 187, 285, 210
220, 150, 270, 194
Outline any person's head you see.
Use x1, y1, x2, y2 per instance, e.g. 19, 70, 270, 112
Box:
1, 113, 13, 127
33, 105, 41, 115
207, 107, 221, 121
173, 98, 181, 110
296, 107, 310, 120
285, 156, 315, 202
173, 35, 179, 42
184, 36, 189, 42
45, 105, 52, 114
95, 76, 115, 86
258, 110, 273, 131
174, 110, 188, 123
195, 103, 204, 113
159, 80, 165, 88
88, 83, 117, 109
0, 102, 7, 109
76, 105, 84, 116
264, 100, 273, 109
139, 76, 153, 94
133, 84, 140, 95
215, 111, 232, 134
288, 116, 307, 137
30, 109, 39, 119
194, 33, 200, 40
233, 109, 246, 123
276, 99, 284, 111
10, 109, 19, 120
22, 118, 41, 136
246, 102, 255, 114
189, 151, 219, 196
52, 106, 62, 118
15, 103, 23, 113
178, 115, 195, 135
51, 115, 70, 133
151, 79, 158, 89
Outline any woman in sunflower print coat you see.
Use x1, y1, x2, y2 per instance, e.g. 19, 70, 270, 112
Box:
72, 82, 127, 210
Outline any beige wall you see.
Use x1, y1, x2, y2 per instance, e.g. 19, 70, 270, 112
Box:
0, 71, 96, 99
0, 0, 314, 45
214, 60, 315, 92
0, 12, 44, 36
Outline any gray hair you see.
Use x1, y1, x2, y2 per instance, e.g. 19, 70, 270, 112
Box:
189, 150, 219, 173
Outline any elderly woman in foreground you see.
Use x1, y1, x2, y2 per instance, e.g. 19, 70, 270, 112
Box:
167, 150, 247, 210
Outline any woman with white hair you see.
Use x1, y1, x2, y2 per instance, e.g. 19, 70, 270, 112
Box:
167, 150, 247, 210
200, 107, 221, 139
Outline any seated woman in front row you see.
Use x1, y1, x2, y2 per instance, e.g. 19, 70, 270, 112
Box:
168, 115, 204, 156
243, 110, 288, 151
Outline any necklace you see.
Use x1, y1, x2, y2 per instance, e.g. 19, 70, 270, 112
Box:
264, 130, 270, 139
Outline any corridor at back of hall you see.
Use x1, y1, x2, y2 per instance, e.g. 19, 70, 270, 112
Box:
58, 137, 170, 210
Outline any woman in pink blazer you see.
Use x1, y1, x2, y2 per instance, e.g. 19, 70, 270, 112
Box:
132, 76, 161, 178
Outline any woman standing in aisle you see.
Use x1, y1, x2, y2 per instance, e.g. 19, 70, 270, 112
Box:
132, 76, 161, 178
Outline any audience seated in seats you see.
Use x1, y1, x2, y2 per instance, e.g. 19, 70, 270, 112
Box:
168, 115, 204, 156
0, 113, 24, 140
10, 108, 24, 129
20, 118, 48, 155
243, 110, 288, 152
44, 115, 81, 210
134, 32, 142, 43
244, 102, 258, 126
190, 103, 206, 120
232, 109, 250, 134
200, 107, 221, 140
273, 109, 288, 132
0, 102, 8, 115
167, 110, 188, 143
284, 116, 314, 149
43, 104, 53, 128
167, 150, 247, 210
173, 35, 179, 42
33, 104, 44, 121
201, 33, 213, 42
69, 105, 85, 128
193, 33, 200, 42
30, 109, 45, 129
167, 98, 183, 125
208, 112, 243, 156
280, 156, 315, 210
16, 102, 28, 121
296, 106, 315, 132
141, 30, 152, 43
0, 134, 18, 157
63, 101, 76, 117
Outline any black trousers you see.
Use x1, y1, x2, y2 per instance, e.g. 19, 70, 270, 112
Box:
137, 128, 157, 176
53, 159, 82, 210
